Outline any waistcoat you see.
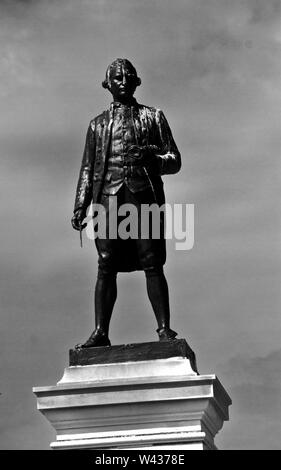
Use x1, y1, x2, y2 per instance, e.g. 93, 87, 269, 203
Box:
102, 102, 151, 195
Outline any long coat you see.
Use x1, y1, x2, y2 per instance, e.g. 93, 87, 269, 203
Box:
74, 102, 181, 272
74, 102, 181, 212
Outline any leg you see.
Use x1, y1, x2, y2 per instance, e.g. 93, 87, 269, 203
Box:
136, 236, 177, 341
94, 268, 117, 337
77, 268, 117, 349
76, 231, 118, 348
144, 266, 177, 341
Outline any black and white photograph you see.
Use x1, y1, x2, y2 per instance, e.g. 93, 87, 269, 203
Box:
1, 0, 280, 452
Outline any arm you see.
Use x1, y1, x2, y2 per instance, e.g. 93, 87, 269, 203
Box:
72, 121, 95, 230
154, 109, 181, 175
127, 109, 181, 176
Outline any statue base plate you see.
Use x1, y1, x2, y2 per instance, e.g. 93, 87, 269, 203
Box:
62, 339, 198, 384
69, 339, 198, 369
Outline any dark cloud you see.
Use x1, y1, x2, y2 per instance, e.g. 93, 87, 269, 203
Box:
248, 0, 281, 24
0, 0, 39, 17
219, 350, 281, 414
216, 350, 281, 449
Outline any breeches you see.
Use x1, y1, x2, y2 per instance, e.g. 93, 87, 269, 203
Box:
95, 185, 166, 275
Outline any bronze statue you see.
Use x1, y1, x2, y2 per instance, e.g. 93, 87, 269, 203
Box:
72, 59, 181, 348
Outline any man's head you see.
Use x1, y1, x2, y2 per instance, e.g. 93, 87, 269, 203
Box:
102, 58, 141, 102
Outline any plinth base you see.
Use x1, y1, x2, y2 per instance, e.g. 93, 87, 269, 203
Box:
33, 340, 231, 450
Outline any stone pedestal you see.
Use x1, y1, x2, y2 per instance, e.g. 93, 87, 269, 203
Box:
33, 340, 231, 450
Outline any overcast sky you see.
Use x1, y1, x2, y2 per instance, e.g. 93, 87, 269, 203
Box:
0, 0, 280, 450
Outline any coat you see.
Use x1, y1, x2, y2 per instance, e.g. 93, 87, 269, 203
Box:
73, 102, 181, 272
74, 102, 181, 213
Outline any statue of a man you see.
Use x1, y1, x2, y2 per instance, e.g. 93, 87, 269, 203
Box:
71, 58, 181, 348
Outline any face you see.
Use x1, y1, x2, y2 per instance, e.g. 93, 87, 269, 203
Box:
108, 63, 138, 101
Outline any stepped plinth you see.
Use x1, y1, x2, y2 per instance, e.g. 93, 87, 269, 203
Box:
33, 339, 231, 450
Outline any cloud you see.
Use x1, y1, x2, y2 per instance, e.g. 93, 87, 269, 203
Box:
216, 349, 281, 448
248, 0, 281, 24
219, 349, 281, 416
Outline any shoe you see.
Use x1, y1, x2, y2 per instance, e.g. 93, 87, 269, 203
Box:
157, 327, 178, 341
75, 329, 111, 349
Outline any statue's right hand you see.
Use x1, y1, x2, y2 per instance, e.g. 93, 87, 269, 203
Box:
71, 209, 87, 231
